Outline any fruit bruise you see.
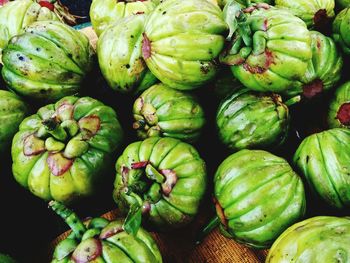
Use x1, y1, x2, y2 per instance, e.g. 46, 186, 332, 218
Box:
213, 197, 228, 229
337, 103, 350, 126
142, 33, 152, 60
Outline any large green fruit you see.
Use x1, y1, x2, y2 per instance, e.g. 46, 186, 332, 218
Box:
294, 128, 350, 209
216, 89, 289, 151
2, 21, 94, 101
113, 137, 207, 231
333, 7, 350, 55
97, 15, 157, 94
0, 90, 28, 153
266, 216, 350, 262
301, 31, 343, 98
50, 201, 162, 263
133, 84, 205, 142
90, 0, 157, 36
217, 0, 273, 8
221, 4, 312, 97
142, 0, 228, 90
275, 0, 335, 29
214, 150, 306, 248
328, 82, 350, 128
11, 96, 123, 204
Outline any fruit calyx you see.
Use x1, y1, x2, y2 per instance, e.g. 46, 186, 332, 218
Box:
302, 79, 324, 99
337, 103, 350, 126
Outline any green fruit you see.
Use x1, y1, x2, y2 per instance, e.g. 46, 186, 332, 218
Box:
90, 0, 157, 36
133, 84, 205, 142
97, 15, 157, 94
275, 0, 335, 28
0, 90, 28, 153
113, 137, 207, 231
328, 82, 350, 128
50, 201, 162, 263
11, 96, 123, 204
218, 0, 273, 8
333, 7, 350, 55
221, 4, 312, 97
301, 31, 343, 99
336, 0, 350, 9
294, 128, 350, 209
214, 150, 306, 248
142, 0, 228, 90
2, 21, 94, 101
216, 89, 290, 151
266, 216, 350, 262
0, 253, 16, 263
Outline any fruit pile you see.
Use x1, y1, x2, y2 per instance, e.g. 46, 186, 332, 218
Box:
0, 0, 350, 262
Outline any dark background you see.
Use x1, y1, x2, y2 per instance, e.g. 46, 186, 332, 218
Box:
0, 1, 349, 262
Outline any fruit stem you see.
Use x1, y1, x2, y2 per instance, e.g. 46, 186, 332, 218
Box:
284, 95, 301, 107
195, 216, 220, 245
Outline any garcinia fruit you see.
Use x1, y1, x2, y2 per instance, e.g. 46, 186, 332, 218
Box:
97, 14, 157, 94
328, 82, 350, 128
113, 137, 207, 232
216, 89, 290, 151
142, 0, 228, 90
133, 84, 205, 142
218, 0, 273, 8
221, 3, 312, 98
275, 0, 335, 29
214, 150, 306, 248
2, 21, 94, 101
333, 7, 350, 55
294, 128, 350, 209
266, 216, 350, 262
90, 0, 157, 36
11, 96, 123, 204
50, 201, 162, 263
0, 90, 28, 153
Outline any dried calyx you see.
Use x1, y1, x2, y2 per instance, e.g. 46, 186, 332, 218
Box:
38, 0, 81, 25
337, 103, 350, 126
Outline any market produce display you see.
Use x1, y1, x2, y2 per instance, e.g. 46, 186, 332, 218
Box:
0, 0, 350, 261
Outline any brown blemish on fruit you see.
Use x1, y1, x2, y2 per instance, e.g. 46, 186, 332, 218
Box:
161, 169, 177, 196
337, 102, 350, 126
131, 161, 150, 169
213, 197, 228, 229
23, 134, 46, 156
142, 33, 152, 60
303, 79, 324, 99
47, 152, 74, 176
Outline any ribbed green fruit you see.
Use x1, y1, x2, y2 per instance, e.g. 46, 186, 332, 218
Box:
294, 128, 350, 209
11, 96, 123, 204
333, 7, 350, 54
214, 150, 306, 248
97, 15, 157, 94
133, 84, 205, 142
218, 0, 273, 8
266, 216, 350, 263
216, 89, 289, 151
328, 82, 350, 128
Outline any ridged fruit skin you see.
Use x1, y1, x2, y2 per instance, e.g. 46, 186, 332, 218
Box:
223, 5, 312, 97
133, 84, 205, 142
218, 0, 273, 8
294, 128, 350, 209
97, 15, 157, 94
1, 21, 94, 101
216, 89, 289, 151
275, 0, 335, 28
0, 0, 59, 52
142, 0, 228, 90
90, 0, 157, 36
214, 150, 306, 248
301, 31, 343, 99
328, 82, 350, 128
113, 137, 207, 229
266, 216, 350, 263
333, 8, 350, 55
0, 90, 28, 153
11, 96, 123, 204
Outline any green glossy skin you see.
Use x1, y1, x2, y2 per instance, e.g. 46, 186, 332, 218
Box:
2, 21, 94, 101
133, 84, 205, 142
0, 90, 28, 153
90, 0, 157, 36
275, 0, 335, 28
218, 0, 273, 8
97, 15, 157, 94
222, 5, 312, 97
336, 0, 350, 9
333, 7, 350, 55
328, 82, 350, 128
113, 137, 207, 229
214, 150, 306, 248
266, 216, 350, 262
11, 96, 123, 204
0, 254, 16, 263
0, 0, 59, 52
142, 0, 228, 90
294, 128, 350, 209
216, 89, 289, 151
301, 31, 343, 98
